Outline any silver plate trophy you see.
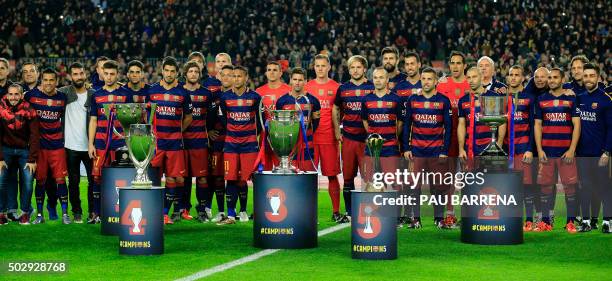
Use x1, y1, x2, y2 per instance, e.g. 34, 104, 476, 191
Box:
478, 95, 508, 156
104, 103, 157, 187
364, 133, 384, 191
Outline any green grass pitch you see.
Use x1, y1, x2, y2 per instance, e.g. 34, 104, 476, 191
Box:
0, 179, 610, 281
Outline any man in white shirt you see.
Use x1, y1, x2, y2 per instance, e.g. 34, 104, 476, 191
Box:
59, 62, 95, 224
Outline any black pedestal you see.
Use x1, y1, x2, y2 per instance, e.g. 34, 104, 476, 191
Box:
118, 187, 164, 255
351, 191, 398, 260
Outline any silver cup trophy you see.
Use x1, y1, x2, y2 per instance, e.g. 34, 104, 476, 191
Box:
478, 95, 508, 156
267, 110, 301, 173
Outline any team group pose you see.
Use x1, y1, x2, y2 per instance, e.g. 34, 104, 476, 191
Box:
0, 47, 610, 234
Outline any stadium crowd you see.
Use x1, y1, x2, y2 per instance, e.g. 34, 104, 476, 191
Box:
0, 0, 609, 85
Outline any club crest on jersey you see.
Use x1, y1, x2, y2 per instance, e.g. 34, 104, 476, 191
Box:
563, 100, 569, 106
328, 90, 334, 96
174, 95, 180, 101
433, 102, 440, 108
592, 102, 598, 109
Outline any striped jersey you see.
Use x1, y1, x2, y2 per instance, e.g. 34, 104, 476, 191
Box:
148, 83, 193, 151
203, 76, 225, 151
334, 80, 374, 142
534, 92, 579, 158
25, 88, 67, 150
458, 91, 503, 155
219, 89, 261, 153
576, 88, 612, 156
89, 87, 131, 150
122, 84, 149, 103
276, 93, 321, 160
361, 92, 403, 157
388, 72, 407, 90
404, 93, 452, 157
508, 91, 535, 155
184, 85, 214, 150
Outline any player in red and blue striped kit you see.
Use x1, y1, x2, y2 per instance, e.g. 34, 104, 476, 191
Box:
276, 68, 321, 172
403, 67, 452, 229
361, 67, 403, 180
332, 55, 374, 223
534, 67, 581, 233
576, 63, 612, 233
380, 46, 407, 90
148, 57, 193, 225
458, 67, 504, 159
87, 60, 131, 224
25, 69, 70, 224
26, 68, 70, 224
177, 61, 215, 222
122, 60, 149, 103
217, 66, 261, 225
504, 65, 538, 231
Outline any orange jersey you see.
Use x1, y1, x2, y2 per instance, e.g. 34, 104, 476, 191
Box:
255, 83, 292, 113
305, 79, 340, 144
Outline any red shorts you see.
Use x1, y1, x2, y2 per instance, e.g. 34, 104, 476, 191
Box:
36, 149, 68, 181
361, 156, 399, 183
292, 159, 317, 172
92, 149, 116, 177
186, 148, 209, 177
151, 150, 187, 178
224, 152, 258, 181
513, 155, 534, 185
209, 151, 225, 176
537, 158, 577, 185
341, 138, 365, 181
314, 143, 340, 176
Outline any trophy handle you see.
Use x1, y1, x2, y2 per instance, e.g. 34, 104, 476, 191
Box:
127, 135, 156, 181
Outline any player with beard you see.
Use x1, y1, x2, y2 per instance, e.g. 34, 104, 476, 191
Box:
122, 60, 149, 103
403, 67, 452, 229
276, 68, 321, 172
394, 52, 422, 99
217, 66, 261, 224
148, 57, 193, 225
59, 63, 95, 224
332, 55, 374, 223
576, 63, 612, 233
504, 65, 537, 231
26, 69, 70, 224
304, 54, 342, 221
436, 51, 470, 227
563, 55, 589, 95
533, 67, 580, 233
179, 61, 214, 222
88, 60, 131, 224
380, 46, 407, 90
205, 53, 232, 223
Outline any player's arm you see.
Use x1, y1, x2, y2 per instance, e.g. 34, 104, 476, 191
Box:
181, 94, 194, 132
332, 88, 342, 142
88, 116, 97, 158
523, 97, 536, 163
562, 116, 580, 161
361, 101, 369, 132
457, 117, 467, 159
534, 119, 545, 161
441, 99, 452, 157
401, 100, 412, 157
311, 97, 321, 133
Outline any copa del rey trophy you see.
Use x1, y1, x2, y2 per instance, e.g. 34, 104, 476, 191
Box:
104, 103, 157, 187
478, 95, 508, 157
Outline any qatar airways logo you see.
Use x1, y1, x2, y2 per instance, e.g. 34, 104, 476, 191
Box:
544, 112, 568, 122
414, 114, 439, 124
320, 100, 331, 109
513, 111, 527, 121
156, 106, 176, 116
579, 110, 597, 122
369, 114, 389, 122
229, 111, 252, 121
36, 110, 60, 120
345, 102, 362, 110
192, 107, 203, 117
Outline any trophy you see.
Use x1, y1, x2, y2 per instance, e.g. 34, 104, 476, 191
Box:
270, 195, 281, 216
363, 206, 374, 234
104, 103, 157, 187
266, 110, 301, 173
478, 95, 508, 156
130, 207, 143, 233
365, 134, 384, 191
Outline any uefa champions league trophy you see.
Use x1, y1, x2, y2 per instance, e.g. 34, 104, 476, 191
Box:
104, 103, 157, 187
266, 110, 301, 173
365, 133, 384, 191
478, 95, 508, 156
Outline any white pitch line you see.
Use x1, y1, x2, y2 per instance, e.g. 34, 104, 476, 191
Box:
175, 223, 350, 281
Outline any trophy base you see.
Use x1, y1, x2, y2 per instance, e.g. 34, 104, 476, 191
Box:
271, 167, 298, 174
131, 181, 153, 188
480, 141, 507, 157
